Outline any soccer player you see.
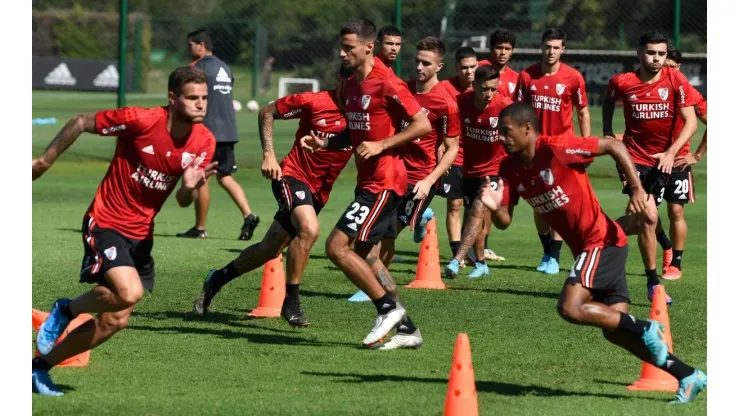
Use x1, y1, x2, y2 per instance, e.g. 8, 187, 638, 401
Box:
177, 29, 260, 241
478, 28, 519, 100
603, 31, 698, 303
480, 102, 707, 404
443, 65, 513, 279
653, 45, 708, 280
377, 25, 402, 69
192, 68, 354, 326
439, 47, 477, 264
516, 28, 590, 275
306, 18, 431, 347
31, 67, 217, 396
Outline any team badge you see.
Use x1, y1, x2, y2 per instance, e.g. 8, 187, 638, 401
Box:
489, 117, 498, 128
104, 246, 117, 261
444, 183, 451, 194
181, 152, 195, 169
658, 88, 669, 101
509, 82, 516, 94
556, 83, 566, 95
361, 95, 371, 110
296, 191, 306, 200
539, 169, 554, 186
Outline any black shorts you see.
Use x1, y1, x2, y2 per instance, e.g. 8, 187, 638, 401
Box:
271, 176, 324, 237
439, 165, 464, 199
463, 175, 500, 209
390, 184, 436, 236
618, 163, 668, 207
214, 142, 238, 175
336, 189, 401, 244
566, 244, 630, 305
665, 167, 696, 205
80, 216, 155, 292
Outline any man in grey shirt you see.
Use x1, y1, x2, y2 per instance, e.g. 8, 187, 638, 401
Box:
177, 29, 260, 240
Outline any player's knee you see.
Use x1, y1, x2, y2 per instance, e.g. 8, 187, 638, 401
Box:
668, 204, 684, 222
297, 221, 320, 245
101, 311, 132, 332
117, 284, 143, 307
557, 302, 580, 324
325, 237, 345, 262
449, 199, 463, 214
640, 210, 659, 229
215, 173, 231, 185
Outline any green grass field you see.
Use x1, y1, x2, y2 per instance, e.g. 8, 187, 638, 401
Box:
32, 91, 707, 415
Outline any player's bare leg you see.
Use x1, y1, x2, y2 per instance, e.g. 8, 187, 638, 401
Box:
216, 174, 260, 241
482, 211, 504, 261
325, 229, 406, 346
654, 217, 674, 273
176, 178, 211, 238
281, 206, 321, 326
446, 197, 487, 279
662, 203, 686, 279
193, 221, 291, 316
446, 198, 464, 262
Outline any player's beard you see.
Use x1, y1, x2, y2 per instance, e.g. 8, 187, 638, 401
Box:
643, 60, 662, 74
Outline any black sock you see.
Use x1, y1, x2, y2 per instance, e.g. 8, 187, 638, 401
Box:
646, 269, 660, 286
32, 357, 53, 371
450, 241, 461, 259
539, 234, 552, 256
286, 283, 300, 299
485, 235, 489, 250
550, 240, 563, 262
211, 261, 241, 291
617, 312, 651, 336
466, 247, 477, 263
656, 230, 672, 251
397, 316, 417, 334
670, 249, 683, 270
661, 353, 695, 380
372, 294, 396, 315
61, 302, 76, 320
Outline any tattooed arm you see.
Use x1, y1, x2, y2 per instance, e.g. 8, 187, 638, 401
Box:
32, 113, 97, 180
258, 102, 282, 180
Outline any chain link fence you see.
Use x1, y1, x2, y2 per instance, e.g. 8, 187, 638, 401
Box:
33, 0, 706, 100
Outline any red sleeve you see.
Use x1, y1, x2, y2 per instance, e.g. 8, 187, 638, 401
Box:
275, 92, 308, 119
443, 100, 461, 138
672, 70, 698, 108
384, 79, 422, 120
606, 76, 622, 102
95, 107, 153, 137
195, 132, 217, 168
572, 71, 588, 107
696, 98, 707, 117
514, 73, 526, 102
498, 164, 519, 207
545, 134, 599, 166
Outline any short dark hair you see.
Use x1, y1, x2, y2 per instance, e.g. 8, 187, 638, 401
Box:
638, 30, 668, 48
455, 46, 477, 63
378, 25, 401, 41
500, 102, 540, 133
341, 18, 377, 42
168, 67, 208, 95
490, 28, 517, 49
474, 65, 500, 83
667, 44, 683, 64
187, 28, 214, 52
541, 28, 566, 46
416, 36, 446, 58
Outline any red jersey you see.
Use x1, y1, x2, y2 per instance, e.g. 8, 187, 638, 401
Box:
477, 60, 519, 100
399, 81, 461, 184
515, 63, 588, 136
440, 76, 472, 166
344, 57, 423, 195
607, 67, 697, 167
458, 91, 512, 177
672, 86, 707, 157
499, 134, 628, 255
87, 107, 216, 240
275, 90, 352, 204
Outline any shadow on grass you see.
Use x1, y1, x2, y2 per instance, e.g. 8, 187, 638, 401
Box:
131, 310, 296, 334
301, 371, 665, 401
452, 287, 561, 300
56, 227, 236, 241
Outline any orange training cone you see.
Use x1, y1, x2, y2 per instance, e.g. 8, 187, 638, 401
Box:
406, 217, 449, 290
444, 333, 479, 416
627, 285, 678, 392
248, 254, 286, 318
33, 309, 94, 367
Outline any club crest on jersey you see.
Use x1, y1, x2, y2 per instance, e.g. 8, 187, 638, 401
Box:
540, 169, 554, 186
489, 117, 499, 128
361, 95, 371, 110
295, 191, 306, 200
508, 82, 516, 94
556, 83, 566, 95
658, 88, 669, 101
444, 183, 451, 194
104, 246, 117, 261
181, 152, 195, 169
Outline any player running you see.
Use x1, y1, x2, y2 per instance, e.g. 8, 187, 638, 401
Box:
192, 68, 354, 326
516, 28, 591, 275
603, 31, 699, 304
32, 67, 217, 396
480, 102, 707, 404
306, 19, 431, 347
444, 65, 513, 279
177, 29, 260, 241
653, 45, 708, 280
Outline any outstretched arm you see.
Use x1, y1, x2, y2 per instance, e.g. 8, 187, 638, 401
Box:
32, 113, 97, 180
413, 135, 459, 201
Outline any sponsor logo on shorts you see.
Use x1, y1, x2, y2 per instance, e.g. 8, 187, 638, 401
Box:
347, 222, 358, 231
